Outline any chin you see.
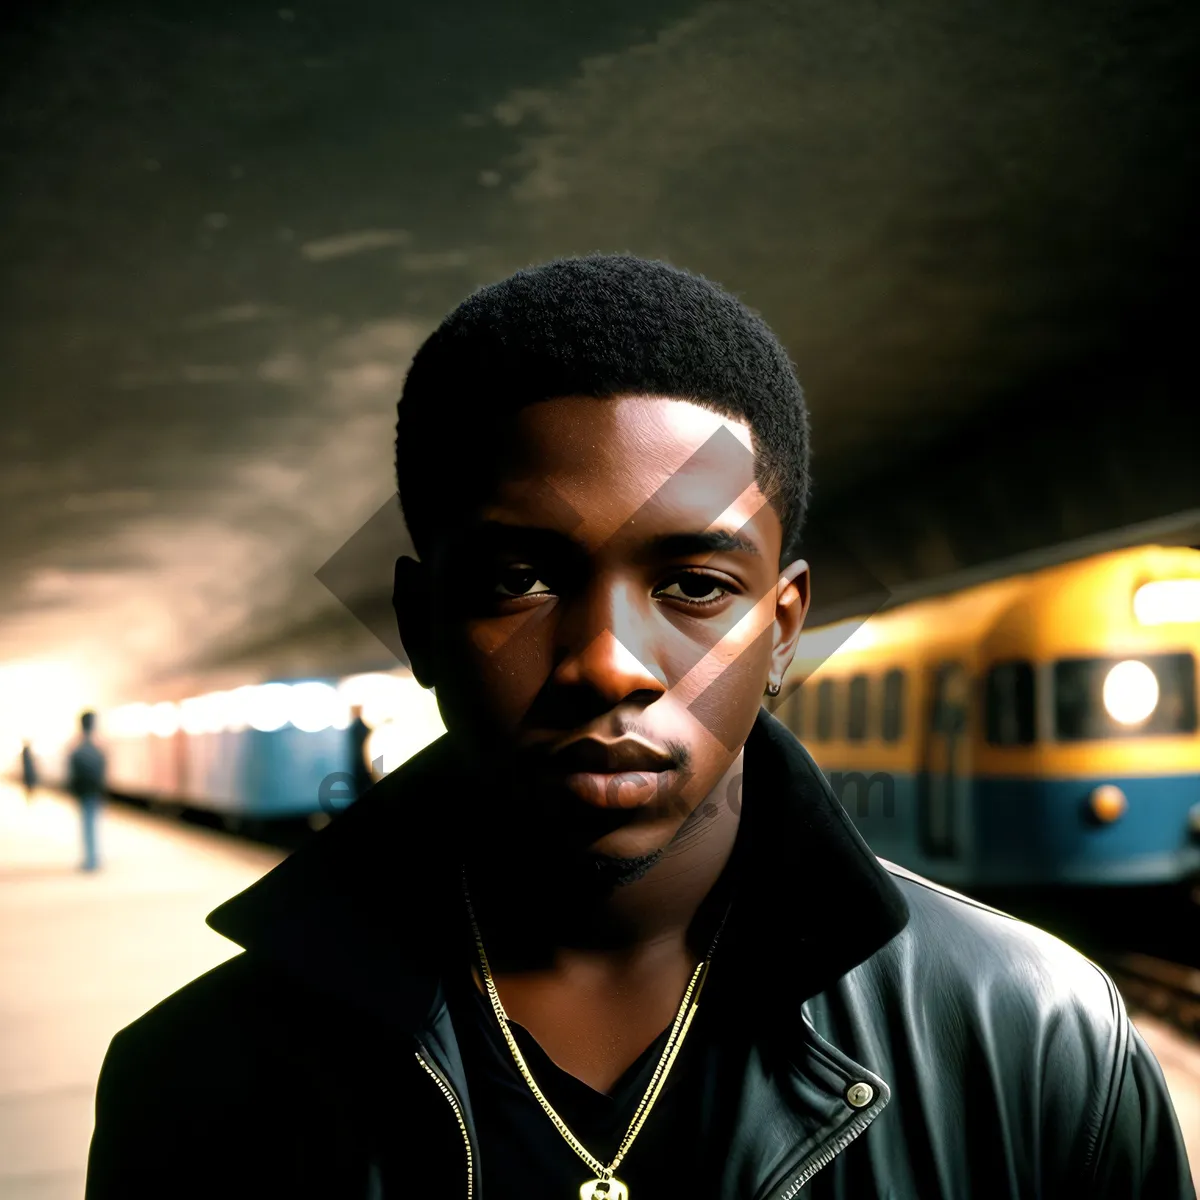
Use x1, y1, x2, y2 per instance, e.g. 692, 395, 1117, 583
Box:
587, 822, 673, 865
584, 846, 665, 887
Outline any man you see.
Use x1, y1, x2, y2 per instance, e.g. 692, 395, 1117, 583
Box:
347, 704, 375, 800
86, 257, 1195, 1197
20, 739, 37, 803
68, 710, 107, 872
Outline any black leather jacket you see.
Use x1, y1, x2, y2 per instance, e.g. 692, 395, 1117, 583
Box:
86, 713, 1196, 1198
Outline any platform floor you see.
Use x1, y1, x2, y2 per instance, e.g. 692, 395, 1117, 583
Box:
0, 786, 284, 1200
0, 783, 1196, 1198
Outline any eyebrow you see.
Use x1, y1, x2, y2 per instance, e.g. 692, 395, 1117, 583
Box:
646, 530, 762, 559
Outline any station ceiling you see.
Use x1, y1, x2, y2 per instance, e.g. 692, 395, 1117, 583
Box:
2, 0, 1198, 696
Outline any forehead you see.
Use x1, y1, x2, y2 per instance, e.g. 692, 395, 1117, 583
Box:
486, 394, 774, 549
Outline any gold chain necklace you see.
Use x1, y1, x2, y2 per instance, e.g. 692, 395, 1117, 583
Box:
462, 868, 728, 1200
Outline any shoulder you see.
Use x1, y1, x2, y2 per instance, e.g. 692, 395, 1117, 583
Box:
875, 860, 1124, 1043
862, 864, 1194, 1192
105, 953, 276, 1063
94, 950, 353, 1164
89, 954, 381, 1197
866, 863, 1129, 1166
101, 951, 320, 1098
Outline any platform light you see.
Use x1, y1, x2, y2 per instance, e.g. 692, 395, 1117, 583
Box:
1102, 660, 1159, 725
108, 702, 153, 738
288, 681, 347, 733
365, 701, 447, 776
148, 701, 180, 738
0, 658, 96, 753
1133, 579, 1200, 625
244, 682, 292, 732
180, 691, 230, 735
205, 691, 238, 734
225, 685, 258, 732
338, 671, 417, 729
203, 690, 236, 732
179, 696, 207, 735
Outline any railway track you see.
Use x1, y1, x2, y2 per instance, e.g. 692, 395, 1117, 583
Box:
1103, 953, 1200, 1040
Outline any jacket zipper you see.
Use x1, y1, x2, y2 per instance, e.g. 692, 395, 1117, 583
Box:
415, 1050, 475, 1200
773, 1108, 880, 1198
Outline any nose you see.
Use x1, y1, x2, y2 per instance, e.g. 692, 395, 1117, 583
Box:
552, 581, 668, 706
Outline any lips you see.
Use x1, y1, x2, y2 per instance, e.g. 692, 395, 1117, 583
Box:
546, 735, 677, 775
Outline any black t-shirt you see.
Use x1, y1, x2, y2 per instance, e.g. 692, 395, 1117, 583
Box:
445, 953, 744, 1199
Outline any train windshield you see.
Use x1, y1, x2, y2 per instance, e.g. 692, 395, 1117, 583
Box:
1053, 652, 1198, 740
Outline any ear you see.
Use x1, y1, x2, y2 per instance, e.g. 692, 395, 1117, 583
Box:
393, 555, 437, 688
767, 559, 810, 690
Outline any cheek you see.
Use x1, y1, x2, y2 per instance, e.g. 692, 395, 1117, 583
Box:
437, 605, 556, 730
664, 614, 775, 755
658, 578, 778, 679
661, 590, 776, 742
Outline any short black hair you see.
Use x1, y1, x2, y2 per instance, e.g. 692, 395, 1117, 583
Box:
80, 710, 96, 733
395, 254, 810, 563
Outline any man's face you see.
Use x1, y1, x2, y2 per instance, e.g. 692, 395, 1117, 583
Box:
399, 394, 808, 861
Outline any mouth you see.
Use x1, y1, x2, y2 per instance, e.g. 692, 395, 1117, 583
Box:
547, 734, 679, 775
535, 735, 681, 807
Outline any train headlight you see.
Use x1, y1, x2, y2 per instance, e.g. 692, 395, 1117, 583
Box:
1134, 579, 1200, 625
1089, 784, 1127, 824
1101, 660, 1159, 725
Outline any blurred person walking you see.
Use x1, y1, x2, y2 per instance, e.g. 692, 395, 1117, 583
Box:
348, 705, 374, 800
20, 739, 37, 802
67, 711, 107, 872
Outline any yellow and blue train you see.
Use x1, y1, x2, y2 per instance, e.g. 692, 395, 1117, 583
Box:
770, 544, 1200, 889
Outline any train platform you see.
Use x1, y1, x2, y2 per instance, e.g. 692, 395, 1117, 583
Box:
0, 785, 284, 1200
1, 783, 1197, 1198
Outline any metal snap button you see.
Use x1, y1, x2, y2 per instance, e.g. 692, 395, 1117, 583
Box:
845, 1081, 875, 1108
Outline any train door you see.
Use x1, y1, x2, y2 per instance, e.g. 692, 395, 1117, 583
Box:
920, 661, 970, 858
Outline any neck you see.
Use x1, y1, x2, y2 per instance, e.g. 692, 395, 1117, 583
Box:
464, 752, 743, 971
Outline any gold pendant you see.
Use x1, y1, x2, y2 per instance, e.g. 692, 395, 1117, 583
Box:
580, 1178, 628, 1200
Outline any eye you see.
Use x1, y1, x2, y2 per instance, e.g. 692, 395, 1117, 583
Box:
494, 565, 553, 599
655, 572, 734, 607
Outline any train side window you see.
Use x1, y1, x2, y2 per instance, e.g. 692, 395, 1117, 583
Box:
1054, 652, 1198, 740
847, 674, 869, 741
816, 679, 836, 741
985, 661, 1036, 746
881, 669, 906, 742
930, 662, 969, 734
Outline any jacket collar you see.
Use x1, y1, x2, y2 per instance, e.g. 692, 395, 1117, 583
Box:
207, 709, 909, 1040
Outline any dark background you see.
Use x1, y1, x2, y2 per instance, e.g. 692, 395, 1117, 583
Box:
2, 0, 1198, 702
